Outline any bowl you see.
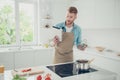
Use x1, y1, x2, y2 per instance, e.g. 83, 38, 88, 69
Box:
95, 46, 105, 52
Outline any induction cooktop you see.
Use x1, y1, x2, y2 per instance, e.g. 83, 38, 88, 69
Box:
46, 62, 98, 78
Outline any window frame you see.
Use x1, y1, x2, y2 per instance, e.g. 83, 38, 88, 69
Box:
0, 0, 38, 47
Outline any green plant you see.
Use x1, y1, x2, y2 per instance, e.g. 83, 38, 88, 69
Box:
12, 75, 26, 80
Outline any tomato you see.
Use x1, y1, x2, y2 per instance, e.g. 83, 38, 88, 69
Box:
37, 75, 42, 80
45, 73, 51, 80
22, 68, 31, 72
45, 77, 51, 80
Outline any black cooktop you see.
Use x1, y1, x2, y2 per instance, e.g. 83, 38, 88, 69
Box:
46, 62, 98, 78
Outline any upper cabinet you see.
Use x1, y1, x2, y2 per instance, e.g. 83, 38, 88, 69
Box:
66, 0, 120, 29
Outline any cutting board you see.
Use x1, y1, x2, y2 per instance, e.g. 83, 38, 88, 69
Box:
11, 67, 44, 76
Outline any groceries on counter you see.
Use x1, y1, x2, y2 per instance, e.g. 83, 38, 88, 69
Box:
36, 73, 51, 80
12, 67, 44, 76
37, 75, 42, 80
12, 67, 52, 80
22, 68, 31, 73
11, 66, 52, 80
45, 73, 51, 80
12, 75, 26, 80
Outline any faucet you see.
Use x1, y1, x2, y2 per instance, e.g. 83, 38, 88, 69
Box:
18, 40, 22, 50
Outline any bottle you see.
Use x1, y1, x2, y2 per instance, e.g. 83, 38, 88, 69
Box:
0, 65, 4, 80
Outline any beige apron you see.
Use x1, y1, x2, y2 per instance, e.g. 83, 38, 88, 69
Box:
54, 32, 74, 64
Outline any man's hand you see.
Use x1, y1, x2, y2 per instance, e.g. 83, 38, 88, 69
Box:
77, 44, 87, 51
53, 35, 60, 45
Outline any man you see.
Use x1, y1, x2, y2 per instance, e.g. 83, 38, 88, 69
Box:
53, 6, 86, 64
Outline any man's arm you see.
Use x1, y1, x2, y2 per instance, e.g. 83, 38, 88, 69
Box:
76, 27, 87, 51
53, 23, 63, 29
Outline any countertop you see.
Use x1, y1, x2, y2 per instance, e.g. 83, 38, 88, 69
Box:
73, 47, 120, 61
0, 46, 53, 53
80, 48, 120, 61
4, 63, 117, 80
1, 46, 120, 61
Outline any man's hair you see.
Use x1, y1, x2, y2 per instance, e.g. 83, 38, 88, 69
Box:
68, 6, 78, 14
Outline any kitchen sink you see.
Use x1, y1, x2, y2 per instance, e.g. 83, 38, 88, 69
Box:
46, 62, 98, 78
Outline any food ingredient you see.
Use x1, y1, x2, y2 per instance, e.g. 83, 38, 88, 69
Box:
12, 74, 26, 80
45, 77, 51, 80
45, 73, 51, 80
22, 68, 31, 72
36, 75, 42, 80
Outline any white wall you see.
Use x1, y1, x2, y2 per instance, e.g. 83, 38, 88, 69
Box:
82, 28, 120, 51
69, 0, 120, 29
51, 0, 71, 25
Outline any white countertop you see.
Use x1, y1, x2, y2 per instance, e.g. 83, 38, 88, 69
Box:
1, 46, 120, 61
4, 63, 117, 80
74, 47, 120, 61
0, 46, 53, 53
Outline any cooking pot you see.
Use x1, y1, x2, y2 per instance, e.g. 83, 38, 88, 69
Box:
76, 59, 90, 71
76, 59, 94, 71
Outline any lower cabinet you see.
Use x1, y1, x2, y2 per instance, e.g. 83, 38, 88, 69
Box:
15, 49, 54, 69
14, 51, 35, 69
0, 52, 14, 70
34, 49, 54, 66
0, 48, 54, 70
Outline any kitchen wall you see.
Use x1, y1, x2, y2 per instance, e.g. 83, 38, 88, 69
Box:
51, 0, 71, 24
57, 0, 120, 29
39, 0, 120, 51
82, 28, 120, 51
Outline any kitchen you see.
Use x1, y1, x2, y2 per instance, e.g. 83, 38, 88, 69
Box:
0, 0, 120, 80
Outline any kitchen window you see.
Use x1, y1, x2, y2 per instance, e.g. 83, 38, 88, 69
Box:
0, 0, 16, 45
0, 0, 38, 47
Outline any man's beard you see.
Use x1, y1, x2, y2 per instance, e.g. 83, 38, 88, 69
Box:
66, 20, 73, 25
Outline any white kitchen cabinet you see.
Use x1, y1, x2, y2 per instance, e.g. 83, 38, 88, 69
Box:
14, 48, 54, 69
34, 49, 54, 66
0, 52, 14, 70
73, 48, 120, 80
14, 51, 35, 69
0, 48, 54, 70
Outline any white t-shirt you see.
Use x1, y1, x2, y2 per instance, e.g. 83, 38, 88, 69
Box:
66, 26, 73, 32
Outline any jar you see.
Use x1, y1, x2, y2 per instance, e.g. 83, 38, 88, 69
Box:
0, 65, 4, 80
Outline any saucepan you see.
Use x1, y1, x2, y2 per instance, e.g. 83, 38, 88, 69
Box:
75, 58, 95, 71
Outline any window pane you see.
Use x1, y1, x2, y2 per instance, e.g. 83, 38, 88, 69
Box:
19, 3, 34, 43
0, 0, 16, 45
